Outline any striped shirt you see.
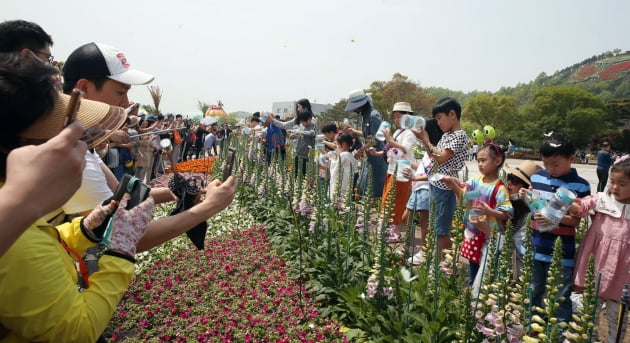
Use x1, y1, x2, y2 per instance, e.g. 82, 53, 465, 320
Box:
530, 168, 591, 266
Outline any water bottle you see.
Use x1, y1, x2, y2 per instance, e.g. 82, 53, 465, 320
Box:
464, 191, 482, 221
374, 121, 391, 141
400, 115, 426, 130
537, 186, 577, 232
396, 160, 411, 182
315, 134, 325, 143
464, 190, 482, 207
314, 143, 325, 150
343, 118, 350, 126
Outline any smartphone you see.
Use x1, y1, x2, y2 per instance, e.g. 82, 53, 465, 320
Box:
222, 148, 236, 181
110, 174, 151, 210
64, 88, 83, 127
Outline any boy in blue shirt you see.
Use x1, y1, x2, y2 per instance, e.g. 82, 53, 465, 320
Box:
529, 132, 590, 324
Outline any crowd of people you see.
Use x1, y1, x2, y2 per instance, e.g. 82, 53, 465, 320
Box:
237, 92, 628, 342
0, 20, 237, 342
0, 18, 628, 343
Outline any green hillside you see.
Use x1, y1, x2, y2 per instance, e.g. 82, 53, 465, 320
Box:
425, 50, 630, 106
421, 50, 630, 151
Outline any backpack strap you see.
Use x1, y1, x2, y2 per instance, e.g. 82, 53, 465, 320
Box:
60, 240, 91, 288
38, 224, 91, 288
488, 180, 503, 209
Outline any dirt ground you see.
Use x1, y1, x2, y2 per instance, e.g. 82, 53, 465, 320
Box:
597, 308, 629, 343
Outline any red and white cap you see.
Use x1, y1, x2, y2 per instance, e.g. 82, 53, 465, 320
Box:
63, 42, 154, 86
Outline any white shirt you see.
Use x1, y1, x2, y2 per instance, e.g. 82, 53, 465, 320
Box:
329, 150, 357, 201
412, 153, 433, 191
386, 129, 419, 175
60, 150, 113, 215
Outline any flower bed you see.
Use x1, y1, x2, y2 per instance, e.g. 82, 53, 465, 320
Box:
599, 61, 630, 80
571, 65, 597, 82
165, 157, 217, 174
107, 227, 344, 342
103, 136, 613, 342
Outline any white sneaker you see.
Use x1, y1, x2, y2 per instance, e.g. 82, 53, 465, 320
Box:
407, 251, 424, 266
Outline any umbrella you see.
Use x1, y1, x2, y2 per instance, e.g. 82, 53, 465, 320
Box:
200, 116, 218, 125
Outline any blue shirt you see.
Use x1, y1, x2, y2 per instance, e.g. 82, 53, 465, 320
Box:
529, 168, 591, 266
597, 149, 614, 171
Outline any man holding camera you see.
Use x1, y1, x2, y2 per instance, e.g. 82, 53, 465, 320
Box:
62, 42, 237, 251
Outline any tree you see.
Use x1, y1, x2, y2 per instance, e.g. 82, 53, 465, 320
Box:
519, 85, 611, 148
142, 104, 157, 115
367, 73, 435, 121
197, 101, 210, 115
147, 85, 163, 114
318, 99, 349, 127
607, 98, 630, 128
462, 94, 517, 138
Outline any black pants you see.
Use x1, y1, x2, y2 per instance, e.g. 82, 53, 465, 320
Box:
597, 168, 609, 192
266, 147, 286, 164
181, 141, 192, 161
294, 156, 308, 177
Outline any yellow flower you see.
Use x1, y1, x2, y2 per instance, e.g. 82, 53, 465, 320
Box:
530, 323, 545, 332
522, 336, 540, 343
531, 315, 545, 324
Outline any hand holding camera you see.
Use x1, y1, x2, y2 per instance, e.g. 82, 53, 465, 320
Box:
106, 194, 154, 257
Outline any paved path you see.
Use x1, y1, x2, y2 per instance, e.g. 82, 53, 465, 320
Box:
462, 158, 599, 195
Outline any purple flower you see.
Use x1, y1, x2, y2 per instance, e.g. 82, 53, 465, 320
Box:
475, 323, 496, 337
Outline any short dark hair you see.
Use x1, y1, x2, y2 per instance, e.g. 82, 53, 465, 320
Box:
63, 76, 107, 94
480, 143, 505, 168
321, 122, 338, 133
336, 132, 353, 147
425, 118, 444, 146
0, 20, 53, 53
175, 114, 182, 119
296, 111, 313, 125
252, 112, 260, 118
432, 97, 461, 120
540, 132, 576, 158
0, 52, 57, 176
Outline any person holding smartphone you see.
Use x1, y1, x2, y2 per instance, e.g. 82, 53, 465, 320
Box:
61, 42, 237, 253
0, 52, 156, 342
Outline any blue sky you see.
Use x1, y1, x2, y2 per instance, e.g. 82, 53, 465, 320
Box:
4, 0, 629, 115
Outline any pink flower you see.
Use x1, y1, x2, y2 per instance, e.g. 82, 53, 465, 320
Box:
475, 323, 496, 337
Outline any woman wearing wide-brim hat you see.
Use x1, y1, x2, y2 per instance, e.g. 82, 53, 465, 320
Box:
342, 89, 388, 199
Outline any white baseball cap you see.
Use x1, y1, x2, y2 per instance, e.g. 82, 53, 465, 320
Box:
63, 42, 154, 86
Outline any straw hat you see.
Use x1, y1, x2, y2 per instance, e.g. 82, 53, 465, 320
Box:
127, 115, 140, 128
20, 92, 126, 148
504, 160, 542, 186
392, 102, 413, 113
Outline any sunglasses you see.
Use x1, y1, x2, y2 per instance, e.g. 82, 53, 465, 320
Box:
507, 174, 526, 185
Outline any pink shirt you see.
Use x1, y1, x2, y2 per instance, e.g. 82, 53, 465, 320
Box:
572, 192, 630, 300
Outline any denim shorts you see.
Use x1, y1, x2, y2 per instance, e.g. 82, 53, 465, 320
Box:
406, 188, 430, 211
430, 184, 456, 236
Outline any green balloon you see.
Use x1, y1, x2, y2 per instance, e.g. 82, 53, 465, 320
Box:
483, 125, 496, 139
472, 129, 484, 144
